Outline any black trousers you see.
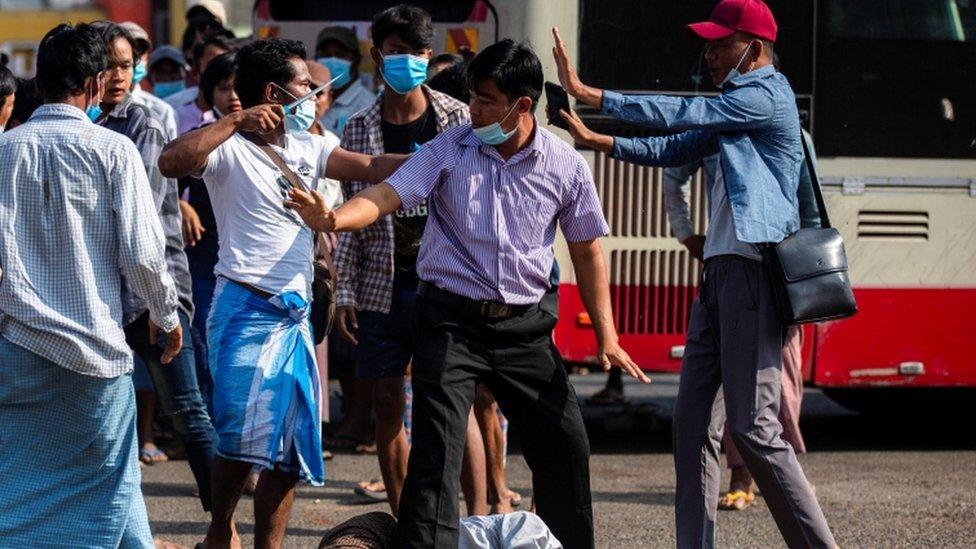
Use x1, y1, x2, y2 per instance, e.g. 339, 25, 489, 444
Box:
395, 294, 594, 549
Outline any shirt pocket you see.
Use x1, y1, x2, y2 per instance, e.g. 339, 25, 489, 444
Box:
511, 198, 556, 250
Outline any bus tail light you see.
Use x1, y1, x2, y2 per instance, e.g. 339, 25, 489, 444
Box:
576, 312, 592, 327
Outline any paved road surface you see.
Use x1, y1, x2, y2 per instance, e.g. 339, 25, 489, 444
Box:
143, 374, 976, 548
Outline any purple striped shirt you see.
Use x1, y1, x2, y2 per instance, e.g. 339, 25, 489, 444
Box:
387, 121, 609, 304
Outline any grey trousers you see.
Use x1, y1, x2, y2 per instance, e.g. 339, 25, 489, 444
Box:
673, 255, 835, 549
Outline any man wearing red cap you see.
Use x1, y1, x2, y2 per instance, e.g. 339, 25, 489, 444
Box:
552, 1, 837, 547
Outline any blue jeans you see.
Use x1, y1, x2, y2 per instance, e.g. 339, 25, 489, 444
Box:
125, 310, 216, 511
191, 273, 217, 414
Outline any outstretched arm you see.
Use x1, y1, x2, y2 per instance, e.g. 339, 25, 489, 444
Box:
558, 107, 719, 167
158, 104, 284, 178
285, 182, 402, 233
552, 27, 605, 108
324, 147, 408, 184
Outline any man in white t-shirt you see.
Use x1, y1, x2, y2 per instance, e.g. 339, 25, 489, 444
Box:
159, 38, 405, 549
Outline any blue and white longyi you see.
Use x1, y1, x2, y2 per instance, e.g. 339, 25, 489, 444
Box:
207, 278, 325, 485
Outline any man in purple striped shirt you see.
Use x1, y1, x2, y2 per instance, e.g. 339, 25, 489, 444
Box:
286, 40, 648, 549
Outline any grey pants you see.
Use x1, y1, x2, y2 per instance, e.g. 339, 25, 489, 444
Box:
673, 255, 835, 549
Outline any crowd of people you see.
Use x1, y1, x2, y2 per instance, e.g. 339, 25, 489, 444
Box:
0, 0, 837, 548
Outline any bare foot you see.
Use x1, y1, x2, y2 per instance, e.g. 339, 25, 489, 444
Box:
490, 489, 521, 514
196, 523, 242, 549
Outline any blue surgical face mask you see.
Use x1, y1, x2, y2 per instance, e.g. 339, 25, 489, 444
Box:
154, 80, 186, 99
317, 57, 353, 90
274, 83, 317, 134
721, 43, 754, 88
86, 104, 103, 122
132, 61, 147, 87
472, 101, 520, 146
381, 54, 428, 95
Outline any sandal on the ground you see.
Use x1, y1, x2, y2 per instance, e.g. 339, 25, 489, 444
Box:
323, 450, 334, 461
355, 442, 378, 455
139, 447, 169, 465
718, 490, 755, 511
354, 479, 387, 501
586, 387, 626, 406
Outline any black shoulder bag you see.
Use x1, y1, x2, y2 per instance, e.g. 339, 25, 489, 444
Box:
239, 131, 337, 343
761, 135, 858, 325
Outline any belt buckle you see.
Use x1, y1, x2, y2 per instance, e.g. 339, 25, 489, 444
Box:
481, 302, 511, 319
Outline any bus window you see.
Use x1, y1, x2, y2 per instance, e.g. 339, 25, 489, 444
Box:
828, 0, 976, 42
578, 0, 813, 95
816, 0, 976, 158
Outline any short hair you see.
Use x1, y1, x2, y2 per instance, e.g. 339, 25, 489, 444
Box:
0, 65, 16, 99
182, 17, 224, 56
234, 38, 306, 108
90, 20, 136, 63
467, 39, 543, 110
426, 61, 469, 103
192, 35, 233, 68
371, 4, 434, 51
35, 24, 107, 103
200, 52, 237, 107
9, 78, 42, 126
430, 53, 462, 68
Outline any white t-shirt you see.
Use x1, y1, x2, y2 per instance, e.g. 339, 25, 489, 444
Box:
200, 131, 340, 297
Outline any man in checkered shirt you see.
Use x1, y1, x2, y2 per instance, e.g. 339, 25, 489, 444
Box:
0, 24, 182, 547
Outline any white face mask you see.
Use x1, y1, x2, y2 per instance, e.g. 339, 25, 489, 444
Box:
721, 43, 755, 88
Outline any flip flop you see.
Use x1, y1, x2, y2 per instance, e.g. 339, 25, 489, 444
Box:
139, 447, 169, 465
354, 479, 387, 501
718, 490, 755, 511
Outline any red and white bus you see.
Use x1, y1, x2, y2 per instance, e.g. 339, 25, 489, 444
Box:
255, 0, 976, 405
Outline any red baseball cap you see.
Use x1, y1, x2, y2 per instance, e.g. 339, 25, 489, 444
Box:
687, 0, 778, 43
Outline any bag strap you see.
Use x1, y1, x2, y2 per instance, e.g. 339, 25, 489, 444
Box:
800, 131, 832, 229
239, 131, 336, 279
238, 131, 308, 192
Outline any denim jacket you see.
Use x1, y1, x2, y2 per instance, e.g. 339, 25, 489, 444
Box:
604, 65, 802, 243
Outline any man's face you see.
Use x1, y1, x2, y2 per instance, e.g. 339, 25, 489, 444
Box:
306, 61, 333, 119
469, 77, 525, 131
317, 40, 356, 63
269, 57, 313, 106
149, 59, 185, 85
102, 36, 134, 106
704, 33, 756, 88
0, 93, 14, 129
371, 34, 432, 71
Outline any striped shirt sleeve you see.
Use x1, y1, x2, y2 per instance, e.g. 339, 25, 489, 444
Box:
558, 156, 611, 242
386, 133, 453, 210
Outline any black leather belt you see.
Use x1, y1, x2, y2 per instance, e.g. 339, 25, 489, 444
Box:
416, 281, 534, 320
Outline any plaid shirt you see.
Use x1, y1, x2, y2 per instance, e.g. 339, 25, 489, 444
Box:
335, 86, 470, 312
0, 104, 179, 378
99, 94, 194, 325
